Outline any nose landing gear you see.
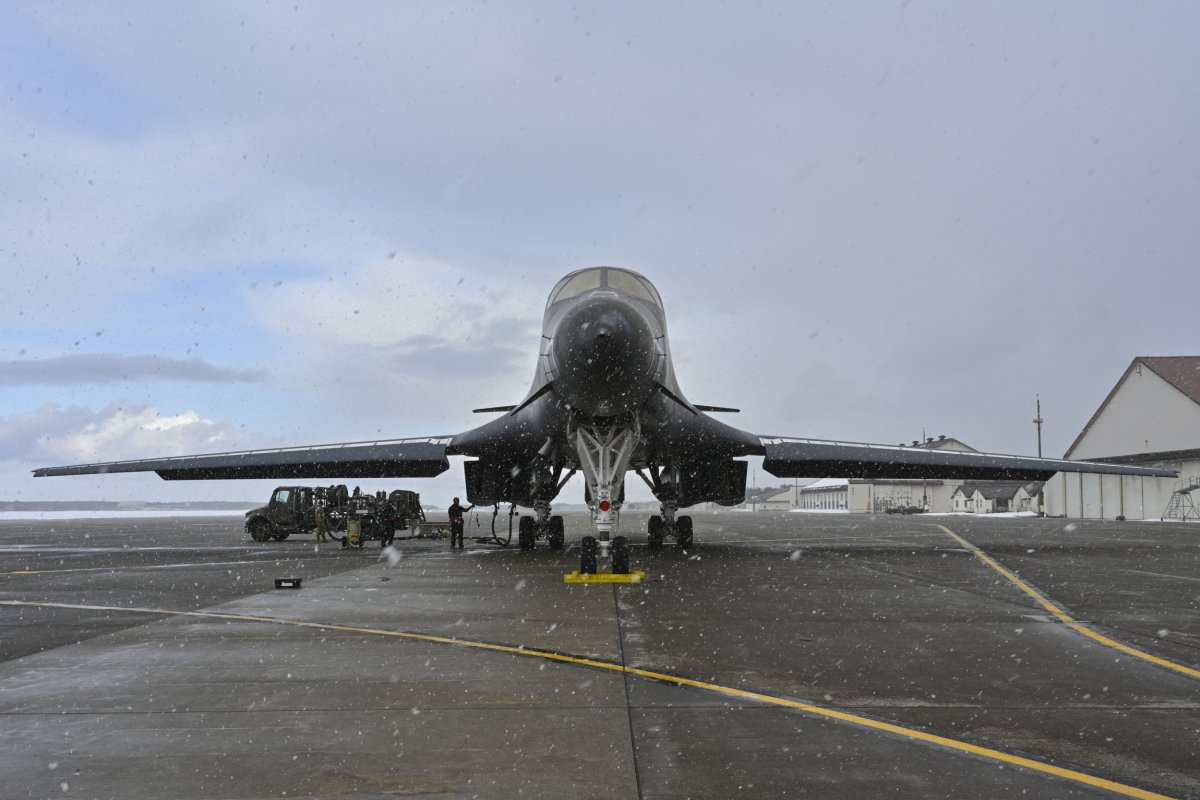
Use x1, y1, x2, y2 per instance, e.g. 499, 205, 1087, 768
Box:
563, 418, 645, 584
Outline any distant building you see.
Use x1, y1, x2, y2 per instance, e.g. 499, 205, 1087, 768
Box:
794, 477, 958, 514
905, 435, 976, 453
951, 482, 1043, 514
747, 434, 1057, 515
759, 481, 821, 510
795, 478, 852, 511
788, 435, 979, 513
1043, 356, 1200, 520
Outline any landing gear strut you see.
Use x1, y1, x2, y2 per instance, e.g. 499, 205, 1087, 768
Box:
572, 417, 638, 573
636, 465, 696, 550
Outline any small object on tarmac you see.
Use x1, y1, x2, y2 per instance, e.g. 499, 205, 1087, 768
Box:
274, 577, 303, 589
564, 570, 645, 584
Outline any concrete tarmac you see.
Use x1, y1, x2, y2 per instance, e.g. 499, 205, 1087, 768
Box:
1, 512, 1197, 799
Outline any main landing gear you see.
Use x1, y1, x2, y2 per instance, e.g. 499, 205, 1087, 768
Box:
517, 501, 566, 550
647, 506, 693, 550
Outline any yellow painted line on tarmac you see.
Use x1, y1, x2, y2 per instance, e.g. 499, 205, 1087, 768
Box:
935, 524, 1200, 681
0, 599, 1173, 800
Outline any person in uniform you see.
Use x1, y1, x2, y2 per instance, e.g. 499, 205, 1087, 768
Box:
448, 497, 474, 549
314, 501, 328, 543
379, 497, 397, 547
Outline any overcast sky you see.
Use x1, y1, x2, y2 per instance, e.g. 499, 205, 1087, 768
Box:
2, 1, 1198, 504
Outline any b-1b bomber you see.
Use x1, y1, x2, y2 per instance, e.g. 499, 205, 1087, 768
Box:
35, 267, 1174, 570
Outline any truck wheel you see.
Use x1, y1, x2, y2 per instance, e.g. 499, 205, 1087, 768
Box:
248, 519, 272, 542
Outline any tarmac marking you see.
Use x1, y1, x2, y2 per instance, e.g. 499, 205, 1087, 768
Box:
4, 559, 281, 576
934, 524, 1200, 681
0, 599, 1173, 800
1124, 569, 1200, 586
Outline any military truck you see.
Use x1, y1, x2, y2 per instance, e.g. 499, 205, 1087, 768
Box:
244, 485, 426, 543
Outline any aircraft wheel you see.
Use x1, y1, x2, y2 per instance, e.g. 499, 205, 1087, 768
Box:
518, 516, 536, 550
249, 520, 272, 542
612, 536, 630, 574
580, 536, 598, 574
676, 516, 693, 549
548, 516, 565, 549
647, 515, 663, 551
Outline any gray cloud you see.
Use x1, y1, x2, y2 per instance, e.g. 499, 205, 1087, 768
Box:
389, 340, 528, 381
0, 354, 265, 387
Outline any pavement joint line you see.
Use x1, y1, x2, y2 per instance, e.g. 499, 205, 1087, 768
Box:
934, 524, 1200, 681
0, 598, 1174, 800
5, 559, 281, 575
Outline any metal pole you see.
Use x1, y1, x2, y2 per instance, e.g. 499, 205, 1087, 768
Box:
1033, 395, 1044, 458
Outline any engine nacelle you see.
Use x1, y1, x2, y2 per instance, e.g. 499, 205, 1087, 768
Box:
670, 460, 748, 507
464, 459, 558, 507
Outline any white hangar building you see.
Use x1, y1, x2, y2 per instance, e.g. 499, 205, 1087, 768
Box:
1044, 356, 1200, 520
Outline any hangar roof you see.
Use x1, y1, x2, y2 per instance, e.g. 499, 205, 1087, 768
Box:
1139, 357, 1200, 405
1066, 356, 1200, 458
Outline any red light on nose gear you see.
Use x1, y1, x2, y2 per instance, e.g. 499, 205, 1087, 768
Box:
599, 500, 611, 512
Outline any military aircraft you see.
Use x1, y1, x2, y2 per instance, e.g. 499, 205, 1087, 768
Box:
36, 266, 1175, 567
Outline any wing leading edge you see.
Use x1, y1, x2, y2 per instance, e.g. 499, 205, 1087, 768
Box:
759, 437, 1177, 481
32, 437, 452, 481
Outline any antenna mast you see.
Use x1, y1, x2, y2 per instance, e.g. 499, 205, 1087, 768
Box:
1033, 395, 1044, 458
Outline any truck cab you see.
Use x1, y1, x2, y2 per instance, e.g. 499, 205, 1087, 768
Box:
245, 486, 317, 542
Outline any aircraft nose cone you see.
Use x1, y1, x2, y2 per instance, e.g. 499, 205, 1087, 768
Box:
550, 297, 659, 417
582, 315, 629, 362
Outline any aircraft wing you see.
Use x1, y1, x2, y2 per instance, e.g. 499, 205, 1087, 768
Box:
32, 437, 452, 481
759, 437, 1177, 481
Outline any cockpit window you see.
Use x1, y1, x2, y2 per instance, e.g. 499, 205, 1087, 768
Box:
550, 269, 603, 304
548, 267, 663, 309
605, 269, 660, 306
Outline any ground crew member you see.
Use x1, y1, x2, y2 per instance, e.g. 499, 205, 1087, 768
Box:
380, 498, 397, 547
314, 501, 328, 543
448, 497, 474, 549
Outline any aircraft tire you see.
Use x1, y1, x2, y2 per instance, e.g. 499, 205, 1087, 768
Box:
580, 536, 598, 574
548, 516, 565, 549
249, 520, 272, 542
518, 516, 536, 550
612, 536, 630, 574
647, 515, 663, 550
677, 516, 693, 549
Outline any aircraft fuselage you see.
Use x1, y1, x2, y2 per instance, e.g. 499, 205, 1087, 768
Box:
449, 267, 757, 522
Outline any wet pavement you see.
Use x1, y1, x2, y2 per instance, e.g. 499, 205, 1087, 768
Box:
1, 512, 1197, 798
